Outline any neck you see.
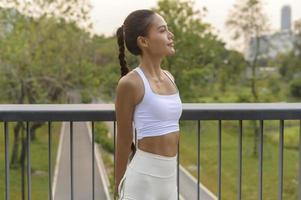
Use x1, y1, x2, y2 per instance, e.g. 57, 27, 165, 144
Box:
138, 55, 164, 81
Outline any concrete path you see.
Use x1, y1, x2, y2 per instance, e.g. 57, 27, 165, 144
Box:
179, 165, 217, 200
53, 121, 110, 200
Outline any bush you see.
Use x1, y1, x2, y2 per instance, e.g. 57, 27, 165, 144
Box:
268, 131, 299, 150
81, 90, 92, 103
236, 90, 252, 102
289, 78, 301, 98
267, 77, 281, 95
95, 123, 114, 153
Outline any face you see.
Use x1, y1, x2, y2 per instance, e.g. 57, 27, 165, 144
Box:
138, 13, 175, 57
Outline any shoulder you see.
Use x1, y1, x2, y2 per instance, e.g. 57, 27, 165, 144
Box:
115, 70, 140, 104
116, 72, 137, 94
163, 69, 175, 82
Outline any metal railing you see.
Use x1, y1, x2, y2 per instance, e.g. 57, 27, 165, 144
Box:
0, 103, 301, 200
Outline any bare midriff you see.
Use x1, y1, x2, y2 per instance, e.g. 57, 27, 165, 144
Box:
137, 131, 180, 157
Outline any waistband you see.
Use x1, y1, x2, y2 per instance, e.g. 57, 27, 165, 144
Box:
127, 148, 178, 178
136, 148, 177, 160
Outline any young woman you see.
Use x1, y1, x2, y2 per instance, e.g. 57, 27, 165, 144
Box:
114, 9, 182, 200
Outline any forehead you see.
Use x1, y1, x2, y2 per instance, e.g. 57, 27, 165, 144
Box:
150, 14, 167, 29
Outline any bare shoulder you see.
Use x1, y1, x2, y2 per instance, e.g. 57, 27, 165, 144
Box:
115, 70, 141, 105
163, 69, 175, 82
116, 73, 136, 97
118, 70, 141, 90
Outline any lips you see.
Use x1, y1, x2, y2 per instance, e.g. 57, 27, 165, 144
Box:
167, 42, 174, 47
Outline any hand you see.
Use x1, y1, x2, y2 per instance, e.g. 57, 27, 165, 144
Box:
114, 193, 119, 200
114, 184, 119, 199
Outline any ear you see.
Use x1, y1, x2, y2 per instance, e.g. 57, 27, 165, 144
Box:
137, 36, 149, 49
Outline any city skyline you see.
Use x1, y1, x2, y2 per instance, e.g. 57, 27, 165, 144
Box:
90, 0, 301, 49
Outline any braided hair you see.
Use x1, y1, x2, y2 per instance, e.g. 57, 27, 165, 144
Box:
116, 9, 155, 157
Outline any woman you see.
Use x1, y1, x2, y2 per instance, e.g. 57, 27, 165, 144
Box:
114, 9, 182, 200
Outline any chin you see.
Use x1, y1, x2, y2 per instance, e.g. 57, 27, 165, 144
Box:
167, 49, 176, 56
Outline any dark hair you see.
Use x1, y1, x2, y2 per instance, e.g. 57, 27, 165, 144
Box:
116, 9, 156, 157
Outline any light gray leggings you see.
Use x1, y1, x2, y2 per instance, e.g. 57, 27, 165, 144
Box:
118, 148, 178, 200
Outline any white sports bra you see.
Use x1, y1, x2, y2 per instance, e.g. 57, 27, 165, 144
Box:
133, 66, 183, 140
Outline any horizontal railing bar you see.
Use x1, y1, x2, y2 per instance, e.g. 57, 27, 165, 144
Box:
0, 111, 300, 199
0, 103, 301, 121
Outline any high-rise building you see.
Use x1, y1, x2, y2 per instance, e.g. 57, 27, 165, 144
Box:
245, 5, 297, 62
281, 5, 291, 30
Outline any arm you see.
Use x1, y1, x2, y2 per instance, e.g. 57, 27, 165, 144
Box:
114, 76, 136, 196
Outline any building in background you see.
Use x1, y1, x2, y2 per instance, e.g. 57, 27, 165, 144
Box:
245, 5, 297, 63
281, 5, 292, 30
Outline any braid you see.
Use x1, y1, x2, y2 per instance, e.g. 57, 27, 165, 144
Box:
116, 25, 136, 157
116, 25, 130, 77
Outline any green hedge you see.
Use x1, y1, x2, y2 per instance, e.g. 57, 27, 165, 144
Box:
95, 122, 114, 153
289, 78, 301, 98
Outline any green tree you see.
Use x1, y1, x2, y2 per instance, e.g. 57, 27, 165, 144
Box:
0, 2, 99, 178
153, 0, 246, 102
294, 19, 301, 50
269, 19, 301, 100
226, 0, 271, 157
289, 79, 301, 100
226, 0, 270, 102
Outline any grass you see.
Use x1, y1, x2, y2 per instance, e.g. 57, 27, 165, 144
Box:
179, 120, 300, 200
93, 122, 115, 196
0, 121, 61, 200
95, 79, 300, 199
94, 116, 300, 200
99, 143, 114, 196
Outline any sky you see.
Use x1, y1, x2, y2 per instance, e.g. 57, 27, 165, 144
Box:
90, 0, 301, 49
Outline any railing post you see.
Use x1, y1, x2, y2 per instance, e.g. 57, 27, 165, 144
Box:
26, 121, 32, 200
177, 139, 180, 200
299, 120, 301, 200
218, 120, 222, 200
92, 121, 95, 200
197, 120, 201, 200
4, 122, 10, 200
278, 120, 284, 200
70, 121, 74, 200
48, 121, 53, 200
237, 120, 243, 200
258, 120, 264, 200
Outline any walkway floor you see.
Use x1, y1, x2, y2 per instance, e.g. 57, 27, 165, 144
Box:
53, 97, 217, 199
53, 121, 108, 200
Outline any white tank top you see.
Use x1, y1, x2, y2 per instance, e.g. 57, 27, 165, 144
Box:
133, 66, 183, 140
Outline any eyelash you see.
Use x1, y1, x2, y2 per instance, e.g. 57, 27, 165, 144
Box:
161, 28, 169, 32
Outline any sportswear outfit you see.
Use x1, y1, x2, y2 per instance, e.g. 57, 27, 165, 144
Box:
118, 66, 182, 200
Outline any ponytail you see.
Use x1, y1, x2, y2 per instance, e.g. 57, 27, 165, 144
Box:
117, 25, 130, 77
116, 25, 136, 157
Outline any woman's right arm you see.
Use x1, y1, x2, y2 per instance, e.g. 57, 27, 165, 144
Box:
114, 76, 136, 197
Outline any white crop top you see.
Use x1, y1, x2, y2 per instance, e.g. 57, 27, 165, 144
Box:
133, 66, 183, 140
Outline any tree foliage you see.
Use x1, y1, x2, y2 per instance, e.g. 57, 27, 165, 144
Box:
152, 0, 246, 102
0, 2, 102, 172
226, 0, 271, 103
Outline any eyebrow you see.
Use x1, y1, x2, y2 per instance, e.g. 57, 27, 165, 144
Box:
157, 24, 168, 30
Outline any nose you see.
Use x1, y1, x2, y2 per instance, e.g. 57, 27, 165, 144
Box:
168, 30, 174, 39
